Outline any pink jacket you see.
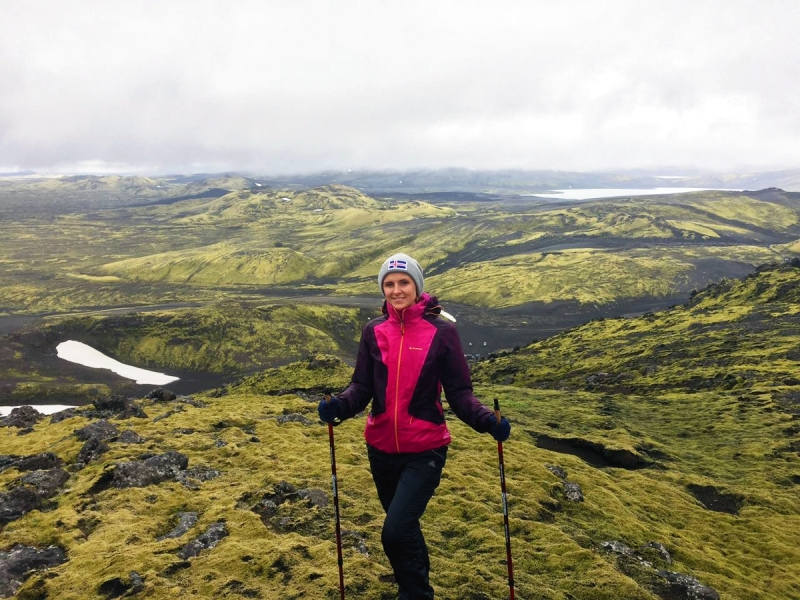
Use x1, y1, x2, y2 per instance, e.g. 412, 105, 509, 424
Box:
337, 293, 494, 454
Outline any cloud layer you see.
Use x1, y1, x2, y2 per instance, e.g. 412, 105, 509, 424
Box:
2, 0, 798, 174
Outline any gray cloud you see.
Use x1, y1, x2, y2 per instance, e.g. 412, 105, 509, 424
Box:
1, 0, 798, 174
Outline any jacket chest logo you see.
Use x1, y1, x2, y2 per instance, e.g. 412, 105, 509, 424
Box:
408, 346, 424, 351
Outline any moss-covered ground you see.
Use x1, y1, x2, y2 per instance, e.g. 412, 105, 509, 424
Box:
1, 265, 799, 598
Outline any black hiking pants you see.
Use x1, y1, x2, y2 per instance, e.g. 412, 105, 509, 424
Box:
367, 443, 448, 600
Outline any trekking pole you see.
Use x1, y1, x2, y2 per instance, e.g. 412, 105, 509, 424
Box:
324, 392, 346, 600
494, 398, 515, 599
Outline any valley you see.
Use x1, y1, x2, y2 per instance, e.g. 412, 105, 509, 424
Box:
0, 174, 799, 599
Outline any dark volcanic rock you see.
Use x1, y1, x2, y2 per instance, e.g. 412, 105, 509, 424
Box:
15, 452, 63, 472
600, 540, 637, 559
118, 429, 144, 444
74, 420, 119, 442
0, 487, 40, 525
545, 464, 568, 480
1, 406, 42, 429
112, 451, 189, 489
76, 437, 110, 467
50, 408, 77, 423
0, 544, 67, 598
641, 541, 672, 566
601, 540, 718, 600
92, 395, 129, 413
564, 481, 584, 502
157, 512, 199, 541
276, 413, 313, 425
97, 571, 144, 598
90, 395, 148, 420
175, 466, 221, 490
654, 570, 720, 600
20, 468, 69, 498
0, 466, 69, 526
0, 452, 62, 474
177, 522, 228, 559
147, 388, 177, 402
298, 488, 328, 508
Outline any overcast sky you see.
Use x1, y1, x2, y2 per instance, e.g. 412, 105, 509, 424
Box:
1, 0, 798, 175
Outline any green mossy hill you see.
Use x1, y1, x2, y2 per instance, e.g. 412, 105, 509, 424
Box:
46, 301, 372, 374
225, 354, 353, 396
0, 175, 170, 196
0, 302, 373, 405
3, 184, 799, 314
99, 244, 318, 285
472, 261, 800, 393
3, 350, 799, 598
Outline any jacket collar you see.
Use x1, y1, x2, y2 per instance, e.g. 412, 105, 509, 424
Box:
383, 292, 432, 324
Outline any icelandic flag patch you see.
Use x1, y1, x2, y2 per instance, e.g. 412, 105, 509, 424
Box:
389, 259, 408, 270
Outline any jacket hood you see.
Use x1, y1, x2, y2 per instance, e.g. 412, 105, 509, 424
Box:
382, 292, 442, 322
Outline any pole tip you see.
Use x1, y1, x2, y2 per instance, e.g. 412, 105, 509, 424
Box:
494, 398, 500, 411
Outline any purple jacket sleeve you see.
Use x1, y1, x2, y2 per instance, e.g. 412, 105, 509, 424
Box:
336, 325, 375, 420
439, 324, 494, 433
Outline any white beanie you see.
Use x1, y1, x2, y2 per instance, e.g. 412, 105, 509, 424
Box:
378, 253, 424, 297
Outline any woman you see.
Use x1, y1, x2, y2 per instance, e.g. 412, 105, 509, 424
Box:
318, 252, 511, 599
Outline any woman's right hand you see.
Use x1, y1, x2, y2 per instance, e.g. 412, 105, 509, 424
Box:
318, 395, 341, 424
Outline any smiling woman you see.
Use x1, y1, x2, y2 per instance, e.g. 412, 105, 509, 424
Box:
56, 340, 179, 386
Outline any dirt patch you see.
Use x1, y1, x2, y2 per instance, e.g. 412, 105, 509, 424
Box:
687, 484, 745, 515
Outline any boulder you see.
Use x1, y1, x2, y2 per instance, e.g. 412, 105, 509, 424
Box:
112, 451, 189, 489
564, 481, 584, 502
1, 406, 42, 429
276, 413, 313, 425
298, 488, 328, 508
654, 570, 720, 600
20, 469, 69, 498
0, 544, 67, 598
50, 408, 77, 423
76, 437, 110, 467
176, 466, 221, 490
600, 540, 719, 600
0, 487, 40, 525
90, 395, 148, 419
97, 571, 144, 599
157, 512, 199, 541
74, 420, 119, 442
177, 522, 228, 559
147, 388, 177, 402
14, 452, 63, 472
118, 429, 144, 444
0, 453, 62, 474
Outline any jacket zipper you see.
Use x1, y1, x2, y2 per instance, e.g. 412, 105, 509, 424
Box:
394, 310, 405, 453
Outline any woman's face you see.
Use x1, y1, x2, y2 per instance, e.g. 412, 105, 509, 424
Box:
382, 273, 418, 311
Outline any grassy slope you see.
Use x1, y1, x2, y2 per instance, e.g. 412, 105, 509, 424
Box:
2, 266, 799, 598
2, 183, 798, 315
0, 302, 373, 404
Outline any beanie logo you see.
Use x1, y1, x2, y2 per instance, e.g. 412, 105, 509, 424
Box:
389, 259, 408, 270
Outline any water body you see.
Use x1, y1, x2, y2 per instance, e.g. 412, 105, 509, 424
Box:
56, 341, 179, 385
529, 187, 738, 201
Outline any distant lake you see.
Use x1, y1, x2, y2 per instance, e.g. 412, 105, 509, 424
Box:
57, 341, 179, 385
529, 187, 738, 200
